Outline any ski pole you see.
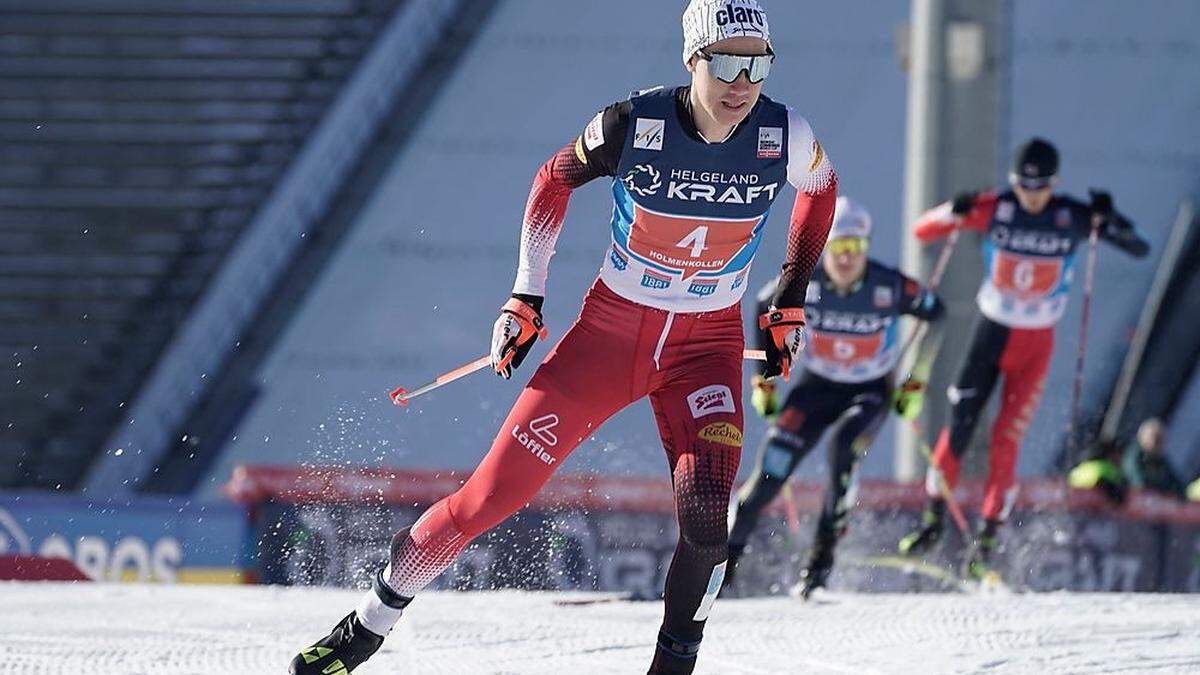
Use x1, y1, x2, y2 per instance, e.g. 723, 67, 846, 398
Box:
390, 355, 492, 406
897, 228, 960, 363
894, 227, 972, 536
1065, 224, 1101, 472
394, 348, 771, 406
908, 418, 971, 536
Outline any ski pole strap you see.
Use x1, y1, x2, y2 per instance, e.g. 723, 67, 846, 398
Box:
758, 307, 806, 330
500, 297, 548, 343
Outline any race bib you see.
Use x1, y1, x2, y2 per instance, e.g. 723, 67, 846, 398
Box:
627, 205, 759, 280
809, 332, 884, 364
991, 251, 1063, 299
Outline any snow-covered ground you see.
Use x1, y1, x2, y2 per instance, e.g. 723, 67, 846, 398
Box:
2, 583, 1198, 674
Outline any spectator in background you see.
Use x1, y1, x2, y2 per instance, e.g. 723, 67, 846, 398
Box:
1069, 439, 1128, 504
1123, 418, 1187, 499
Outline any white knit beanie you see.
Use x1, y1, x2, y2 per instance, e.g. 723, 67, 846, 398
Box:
829, 197, 873, 240
682, 0, 772, 65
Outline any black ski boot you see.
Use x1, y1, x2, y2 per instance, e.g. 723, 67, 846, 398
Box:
898, 500, 945, 557
289, 611, 383, 675
963, 519, 1000, 581
289, 568, 412, 674
793, 536, 835, 600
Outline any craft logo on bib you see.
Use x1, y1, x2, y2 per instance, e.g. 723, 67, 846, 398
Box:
757, 127, 783, 159
633, 118, 665, 151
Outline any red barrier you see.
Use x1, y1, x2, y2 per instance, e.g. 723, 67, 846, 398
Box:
0, 555, 91, 582
225, 464, 1200, 525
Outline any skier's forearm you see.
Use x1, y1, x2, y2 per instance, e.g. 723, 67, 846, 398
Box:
512, 143, 602, 296
914, 192, 996, 243
770, 174, 838, 309
913, 202, 956, 243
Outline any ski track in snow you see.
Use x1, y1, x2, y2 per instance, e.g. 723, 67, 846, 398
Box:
1, 584, 1198, 674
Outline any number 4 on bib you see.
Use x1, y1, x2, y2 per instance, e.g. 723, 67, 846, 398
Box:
676, 226, 709, 258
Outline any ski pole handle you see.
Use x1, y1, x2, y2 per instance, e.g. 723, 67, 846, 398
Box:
392, 349, 770, 405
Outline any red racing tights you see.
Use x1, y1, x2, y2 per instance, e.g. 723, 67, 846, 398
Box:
928, 315, 1053, 521
384, 279, 744, 670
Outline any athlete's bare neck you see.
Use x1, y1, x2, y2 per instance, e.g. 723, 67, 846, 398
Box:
688, 87, 737, 143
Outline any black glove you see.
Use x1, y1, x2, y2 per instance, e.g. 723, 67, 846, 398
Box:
757, 307, 806, 381
951, 191, 978, 216
1089, 189, 1114, 218
490, 293, 547, 379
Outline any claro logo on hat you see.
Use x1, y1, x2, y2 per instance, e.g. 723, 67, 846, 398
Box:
717, 2, 767, 31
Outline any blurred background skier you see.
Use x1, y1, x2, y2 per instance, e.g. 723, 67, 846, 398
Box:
898, 138, 1150, 579
724, 196, 944, 598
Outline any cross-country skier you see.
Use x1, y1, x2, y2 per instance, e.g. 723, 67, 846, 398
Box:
898, 138, 1150, 579
290, 1, 838, 673
722, 196, 944, 599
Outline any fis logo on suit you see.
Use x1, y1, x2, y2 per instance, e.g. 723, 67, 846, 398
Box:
633, 118, 665, 151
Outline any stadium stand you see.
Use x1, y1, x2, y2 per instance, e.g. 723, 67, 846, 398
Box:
0, 0, 402, 489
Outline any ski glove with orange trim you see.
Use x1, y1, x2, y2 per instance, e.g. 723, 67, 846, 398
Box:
758, 306, 806, 381
490, 294, 547, 379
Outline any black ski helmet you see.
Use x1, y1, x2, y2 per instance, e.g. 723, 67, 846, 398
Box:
1010, 137, 1059, 189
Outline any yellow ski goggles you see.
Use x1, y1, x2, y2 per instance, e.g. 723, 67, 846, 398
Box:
826, 236, 869, 256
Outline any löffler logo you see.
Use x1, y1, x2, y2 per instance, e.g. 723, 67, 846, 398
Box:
512, 414, 560, 466
529, 414, 559, 446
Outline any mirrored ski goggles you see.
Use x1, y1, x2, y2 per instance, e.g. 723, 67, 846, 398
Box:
1008, 172, 1057, 191
698, 50, 775, 84
826, 237, 869, 256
